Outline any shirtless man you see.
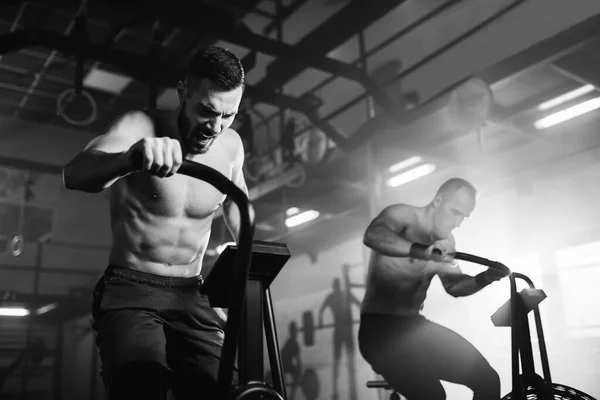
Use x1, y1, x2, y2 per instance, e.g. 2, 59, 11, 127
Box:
62, 45, 248, 400
358, 178, 505, 400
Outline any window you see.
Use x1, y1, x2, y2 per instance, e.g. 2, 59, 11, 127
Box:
0, 167, 56, 255
555, 240, 600, 337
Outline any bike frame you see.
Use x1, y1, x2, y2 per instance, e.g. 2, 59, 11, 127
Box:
454, 252, 553, 399
178, 160, 256, 399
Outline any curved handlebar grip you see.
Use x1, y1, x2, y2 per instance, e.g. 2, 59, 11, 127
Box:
179, 160, 239, 199
426, 250, 510, 276
177, 159, 255, 397
453, 252, 511, 276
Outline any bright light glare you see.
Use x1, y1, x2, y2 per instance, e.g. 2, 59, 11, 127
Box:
0, 307, 30, 317
538, 85, 595, 111
386, 164, 436, 188
534, 97, 600, 129
388, 156, 422, 173
36, 303, 58, 315
285, 210, 320, 228
286, 207, 300, 216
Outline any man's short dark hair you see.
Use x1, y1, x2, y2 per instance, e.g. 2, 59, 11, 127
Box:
185, 45, 244, 92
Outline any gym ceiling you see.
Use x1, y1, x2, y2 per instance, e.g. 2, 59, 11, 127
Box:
1, 0, 600, 317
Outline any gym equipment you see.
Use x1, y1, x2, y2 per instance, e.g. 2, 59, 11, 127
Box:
265, 367, 320, 400
56, 1, 97, 127
453, 252, 597, 400
300, 310, 359, 347
366, 380, 404, 400
177, 159, 290, 400
202, 240, 290, 398
302, 262, 365, 346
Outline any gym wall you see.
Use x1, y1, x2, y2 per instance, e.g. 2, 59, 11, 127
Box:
0, 117, 110, 399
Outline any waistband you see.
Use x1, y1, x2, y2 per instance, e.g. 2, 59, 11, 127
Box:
105, 264, 204, 288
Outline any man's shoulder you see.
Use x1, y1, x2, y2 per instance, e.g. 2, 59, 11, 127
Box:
218, 127, 245, 157
221, 127, 243, 146
383, 203, 419, 217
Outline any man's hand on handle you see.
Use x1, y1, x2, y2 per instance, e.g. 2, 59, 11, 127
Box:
484, 268, 506, 282
427, 239, 455, 263
127, 137, 183, 177
409, 240, 455, 263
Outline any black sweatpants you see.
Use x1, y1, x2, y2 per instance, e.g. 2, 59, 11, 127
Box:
92, 265, 235, 400
358, 313, 500, 400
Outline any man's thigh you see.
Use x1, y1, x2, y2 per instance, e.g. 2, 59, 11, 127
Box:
96, 309, 169, 375
165, 326, 237, 400
418, 319, 494, 385
371, 323, 446, 400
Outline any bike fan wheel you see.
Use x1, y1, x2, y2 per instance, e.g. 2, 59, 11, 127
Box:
502, 383, 597, 400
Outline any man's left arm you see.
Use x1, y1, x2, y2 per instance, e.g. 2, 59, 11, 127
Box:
436, 234, 489, 297
223, 132, 252, 242
438, 261, 505, 297
437, 262, 486, 297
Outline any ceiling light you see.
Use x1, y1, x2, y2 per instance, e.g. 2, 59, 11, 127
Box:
286, 207, 300, 216
0, 307, 30, 317
285, 210, 319, 228
388, 156, 422, 173
534, 97, 600, 130
386, 163, 436, 188
36, 303, 58, 315
83, 67, 133, 94
538, 84, 595, 111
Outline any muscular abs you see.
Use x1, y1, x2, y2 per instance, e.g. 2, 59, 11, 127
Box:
108, 147, 231, 278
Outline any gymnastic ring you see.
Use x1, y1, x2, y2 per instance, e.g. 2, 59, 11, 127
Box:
56, 88, 98, 127
11, 235, 23, 256
231, 381, 284, 400
283, 162, 306, 188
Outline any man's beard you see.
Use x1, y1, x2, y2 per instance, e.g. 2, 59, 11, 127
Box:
177, 107, 217, 155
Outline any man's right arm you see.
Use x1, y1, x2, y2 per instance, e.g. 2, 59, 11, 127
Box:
363, 204, 416, 257
62, 112, 150, 193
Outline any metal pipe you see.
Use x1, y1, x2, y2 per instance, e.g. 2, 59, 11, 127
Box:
250, 0, 465, 132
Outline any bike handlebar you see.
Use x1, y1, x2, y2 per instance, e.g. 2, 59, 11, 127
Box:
431, 249, 511, 276
453, 252, 511, 276
177, 160, 255, 397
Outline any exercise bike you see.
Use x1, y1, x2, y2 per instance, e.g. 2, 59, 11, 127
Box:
179, 160, 286, 400
454, 252, 597, 400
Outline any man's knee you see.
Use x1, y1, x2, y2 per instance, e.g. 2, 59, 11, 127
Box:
104, 361, 171, 400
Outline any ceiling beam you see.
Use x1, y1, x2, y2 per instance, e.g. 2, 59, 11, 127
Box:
255, 0, 406, 92
106, 1, 398, 114
262, 0, 310, 35
0, 29, 292, 110
479, 13, 600, 86
0, 28, 354, 150
551, 51, 600, 88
